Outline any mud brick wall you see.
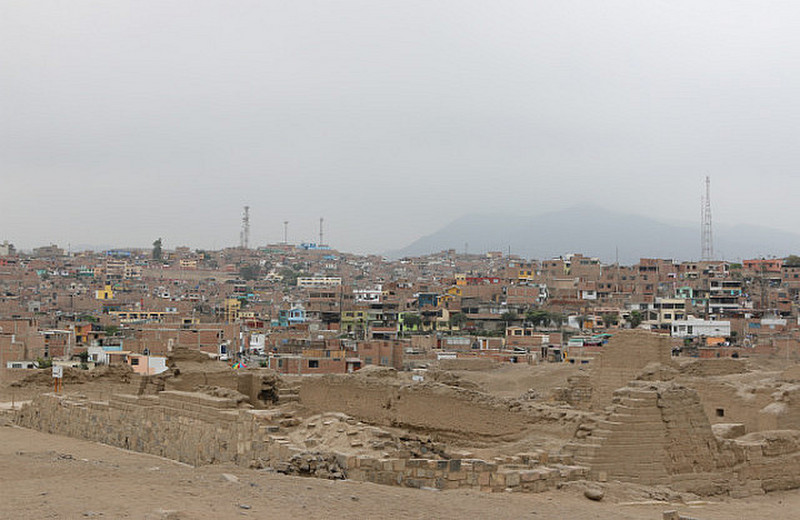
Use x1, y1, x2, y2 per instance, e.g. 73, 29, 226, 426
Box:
15, 391, 246, 466
343, 455, 588, 493
589, 330, 676, 410
298, 377, 532, 440
23, 387, 800, 498
726, 431, 800, 496
565, 381, 800, 497
15, 392, 588, 494
553, 374, 592, 408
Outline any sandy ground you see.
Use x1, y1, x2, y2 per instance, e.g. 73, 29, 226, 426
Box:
3, 424, 800, 520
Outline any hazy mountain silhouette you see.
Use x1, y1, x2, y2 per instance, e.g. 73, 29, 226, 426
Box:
389, 207, 800, 264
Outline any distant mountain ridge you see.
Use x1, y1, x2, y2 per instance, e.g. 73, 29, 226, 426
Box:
388, 207, 800, 264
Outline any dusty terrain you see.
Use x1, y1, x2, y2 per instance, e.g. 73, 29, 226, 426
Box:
8, 333, 800, 518
4, 424, 800, 520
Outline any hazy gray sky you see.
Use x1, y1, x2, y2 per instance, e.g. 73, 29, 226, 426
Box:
2, 1, 800, 253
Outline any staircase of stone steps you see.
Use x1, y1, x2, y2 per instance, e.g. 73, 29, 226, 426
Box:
562, 391, 656, 469
562, 386, 675, 482
251, 409, 300, 434
276, 384, 300, 404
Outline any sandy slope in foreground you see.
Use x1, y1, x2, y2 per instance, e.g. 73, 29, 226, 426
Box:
2, 425, 799, 520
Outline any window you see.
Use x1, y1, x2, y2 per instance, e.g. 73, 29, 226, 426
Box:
308, 359, 319, 368
716, 408, 725, 418
364, 357, 373, 365
130, 358, 139, 366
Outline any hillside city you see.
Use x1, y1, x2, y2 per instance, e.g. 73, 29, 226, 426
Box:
9, 237, 800, 519
1, 237, 797, 374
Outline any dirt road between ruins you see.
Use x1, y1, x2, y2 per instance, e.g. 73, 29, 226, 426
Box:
2, 425, 799, 520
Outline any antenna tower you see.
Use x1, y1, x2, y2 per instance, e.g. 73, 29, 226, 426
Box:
701, 176, 713, 260
319, 217, 324, 246
283, 221, 289, 245
240, 206, 250, 249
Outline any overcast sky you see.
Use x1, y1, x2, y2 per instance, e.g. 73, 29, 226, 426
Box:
2, 1, 800, 254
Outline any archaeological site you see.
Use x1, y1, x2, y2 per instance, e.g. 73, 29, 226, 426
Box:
6, 329, 800, 519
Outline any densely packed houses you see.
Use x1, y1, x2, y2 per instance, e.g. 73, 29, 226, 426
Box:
2, 240, 800, 373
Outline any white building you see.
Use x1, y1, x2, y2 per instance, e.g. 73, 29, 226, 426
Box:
297, 277, 342, 288
354, 285, 382, 304
671, 319, 731, 339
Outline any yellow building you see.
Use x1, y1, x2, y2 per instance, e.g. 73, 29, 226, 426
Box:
95, 284, 114, 300
224, 298, 241, 323
180, 258, 198, 269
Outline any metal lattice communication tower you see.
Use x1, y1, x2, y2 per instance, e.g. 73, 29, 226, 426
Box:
701, 176, 713, 260
319, 217, 324, 246
283, 220, 289, 245
240, 206, 250, 249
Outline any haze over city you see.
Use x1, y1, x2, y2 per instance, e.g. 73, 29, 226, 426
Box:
10, 3, 800, 518
3, 1, 800, 254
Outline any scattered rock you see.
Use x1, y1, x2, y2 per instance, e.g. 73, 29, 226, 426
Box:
222, 473, 240, 483
584, 487, 604, 501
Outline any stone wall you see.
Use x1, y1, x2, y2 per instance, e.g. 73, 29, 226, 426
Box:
552, 374, 592, 407
16, 391, 245, 466
21, 383, 800, 497
345, 454, 587, 492
14, 392, 586, 493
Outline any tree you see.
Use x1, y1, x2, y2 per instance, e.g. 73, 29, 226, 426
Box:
500, 311, 518, 328
602, 312, 619, 328
785, 255, 800, 267
279, 268, 301, 287
525, 309, 550, 328
448, 312, 468, 330
402, 313, 422, 333
629, 310, 644, 329
547, 312, 565, 329
239, 264, 261, 281
152, 238, 163, 260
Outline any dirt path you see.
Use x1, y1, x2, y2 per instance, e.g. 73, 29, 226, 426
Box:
2, 425, 800, 519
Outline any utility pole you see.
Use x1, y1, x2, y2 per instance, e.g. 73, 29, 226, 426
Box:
240, 206, 250, 249
701, 176, 713, 261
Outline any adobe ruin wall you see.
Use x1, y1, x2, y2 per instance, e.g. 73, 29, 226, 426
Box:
13, 391, 587, 493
